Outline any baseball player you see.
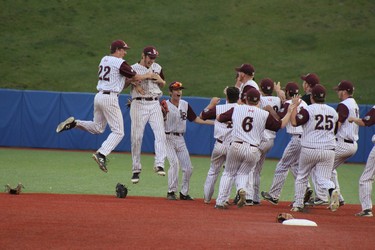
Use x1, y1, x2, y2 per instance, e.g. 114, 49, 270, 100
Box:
314, 81, 359, 205
214, 88, 296, 209
300, 73, 319, 105
261, 82, 314, 205
126, 46, 167, 184
164, 81, 214, 200
246, 78, 281, 205
56, 40, 154, 172
200, 87, 240, 204
349, 105, 375, 217
290, 85, 340, 212
234, 63, 259, 103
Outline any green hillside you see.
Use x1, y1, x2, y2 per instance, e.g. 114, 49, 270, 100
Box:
1, 0, 374, 104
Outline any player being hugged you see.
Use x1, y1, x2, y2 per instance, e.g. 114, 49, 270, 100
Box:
164, 81, 214, 201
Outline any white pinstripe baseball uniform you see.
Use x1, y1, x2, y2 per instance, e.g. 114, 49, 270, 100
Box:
130, 62, 167, 174
164, 99, 196, 196
202, 103, 238, 203
239, 79, 259, 102
247, 95, 281, 203
215, 104, 282, 206
315, 97, 360, 203
357, 106, 375, 213
292, 103, 338, 209
75, 55, 135, 156
266, 99, 308, 200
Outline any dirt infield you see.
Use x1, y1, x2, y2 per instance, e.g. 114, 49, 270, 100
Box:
1, 193, 374, 249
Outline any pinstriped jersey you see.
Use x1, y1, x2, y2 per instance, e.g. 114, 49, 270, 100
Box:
296, 103, 338, 149
336, 97, 359, 142
239, 79, 259, 101
229, 105, 274, 146
164, 99, 196, 134
260, 95, 281, 139
214, 103, 238, 142
282, 99, 307, 135
97, 56, 130, 93
362, 105, 375, 142
131, 62, 163, 98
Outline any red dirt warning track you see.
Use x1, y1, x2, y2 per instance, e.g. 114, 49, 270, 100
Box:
1, 193, 374, 249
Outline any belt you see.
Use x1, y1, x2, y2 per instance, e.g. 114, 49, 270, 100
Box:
102, 91, 119, 96
165, 132, 184, 136
216, 139, 223, 144
336, 138, 354, 144
232, 141, 257, 147
133, 97, 158, 101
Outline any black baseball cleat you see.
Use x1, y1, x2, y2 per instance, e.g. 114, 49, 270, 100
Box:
56, 117, 76, 133
303, 187, 314, 204
131, 173, 140, 184
154, 166, 166, 176
214, 204, 228, 210
92, 152, 107, 173
355, 209, 373, 217
179, 192, 194, 200
167, 192, 177, 200
261, 191, 279, 205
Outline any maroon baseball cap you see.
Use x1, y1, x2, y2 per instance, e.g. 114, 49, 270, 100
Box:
110, 40, 130, 51
334, 80, 354, 92
285, 82, 299, 96
312, 84, 326, 99
143, 46, 159, 59
169, 81, 185, 91
301, 73, 319, 87
245, 88, 260, 103
235, 63, 255, 75
260, 78, 274, 94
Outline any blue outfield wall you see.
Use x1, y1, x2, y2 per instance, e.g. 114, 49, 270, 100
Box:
0, 89, 374, 163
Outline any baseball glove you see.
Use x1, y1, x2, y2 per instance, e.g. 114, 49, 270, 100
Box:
5, 183, 24, 195
160, 99, 169, 116
116, 183, 128, 198
276, 213, 294, 223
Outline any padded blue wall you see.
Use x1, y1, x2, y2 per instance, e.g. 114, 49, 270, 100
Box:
0, 89, 374, 163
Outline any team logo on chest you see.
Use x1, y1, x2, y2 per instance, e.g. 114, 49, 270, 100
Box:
180, 110, 187, 120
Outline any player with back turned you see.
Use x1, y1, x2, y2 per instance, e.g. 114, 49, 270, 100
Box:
56, 40, 154, 172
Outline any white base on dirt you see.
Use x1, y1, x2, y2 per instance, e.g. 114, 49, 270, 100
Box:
282, 219, 317, 227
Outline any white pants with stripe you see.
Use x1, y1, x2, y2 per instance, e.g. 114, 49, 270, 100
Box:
76, 92, 124, 156
359, 145, 375, 211
130, 100, 166, 173
165, 134, 193, 195
216, 142, 261, 206
293, 147, 335, 208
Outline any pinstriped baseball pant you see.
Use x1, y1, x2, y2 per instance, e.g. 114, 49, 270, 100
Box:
247, 139, 274, 202
76, 92, 124, 156
165, 134, 193, 195
293, 147, 335, 208
204, 141, 230, 202
216, 142, 261, 206
130, 100, 166, 173
359, 145, 375, 211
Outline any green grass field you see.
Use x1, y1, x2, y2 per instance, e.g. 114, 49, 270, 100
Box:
1, 0, 374, 104
1, 148, 370, 204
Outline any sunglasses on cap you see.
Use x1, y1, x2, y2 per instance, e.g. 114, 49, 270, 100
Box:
169, 82, 184, 90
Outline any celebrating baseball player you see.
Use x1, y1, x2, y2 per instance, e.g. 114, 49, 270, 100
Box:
214, 88, 296, 209
290, 85, 340, 212
234, 63, 259, 103
200, 87, 240, 204
164, 81, 214, 201
126, 46, 167, 184
349, 105, 375, 217
56, 40, 154, 172
246, 78, 281, 205
261, 82, 313, 205
300, 73, 320, 105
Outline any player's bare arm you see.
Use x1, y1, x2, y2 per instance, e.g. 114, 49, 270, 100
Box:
348, 117, 365, 126
194, 116, 214, 125
274, 81, 286, 103
151, 73, 166, 88
280, 102, 297, 128
290, 95, 301, 126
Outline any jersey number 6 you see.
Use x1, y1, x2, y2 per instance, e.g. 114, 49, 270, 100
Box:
242, 116, 253, 132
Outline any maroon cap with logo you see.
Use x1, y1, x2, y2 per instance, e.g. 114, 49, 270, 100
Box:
312, 84, 326, 99
301, 73, 319, 87
110, 40, 130, 51
235, 63, 255, 75
169, 81, 185, 91
143, 46, 159, 59
245, 88, 260, 103
260, 78, 274, 94
285, 82, 299, 96
334, 80, 354, 93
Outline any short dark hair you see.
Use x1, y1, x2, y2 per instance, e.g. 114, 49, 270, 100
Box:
226, 87, 239, 103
